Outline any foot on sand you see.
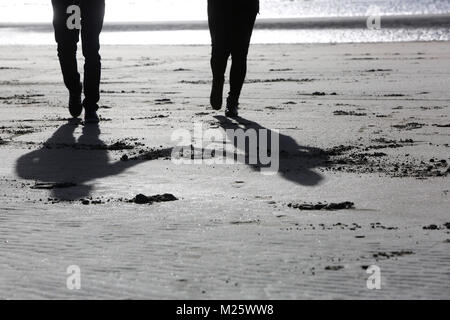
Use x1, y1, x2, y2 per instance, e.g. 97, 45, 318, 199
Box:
210, 78, 224, 110
288, 201, 355, 211
68, 83, 83, 118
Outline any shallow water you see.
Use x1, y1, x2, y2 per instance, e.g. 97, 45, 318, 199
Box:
0, 0, 449, 45
2, 27, 450, 46
1, 0, 449, 22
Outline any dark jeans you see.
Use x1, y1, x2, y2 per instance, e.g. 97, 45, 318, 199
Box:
52, 0, 105, 110
208, 0, 258, 103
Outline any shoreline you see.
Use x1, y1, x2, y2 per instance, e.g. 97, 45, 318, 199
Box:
1, 39, 449, 48
2, 14, 450, 46
2, 13, 450, 31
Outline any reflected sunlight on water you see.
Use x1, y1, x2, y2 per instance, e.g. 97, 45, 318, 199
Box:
1, 0, 449, 22
0, 0, 449, 45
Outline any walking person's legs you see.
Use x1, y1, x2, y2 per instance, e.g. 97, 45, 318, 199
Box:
226, 2, 258, 117
79, 0, 105, 123
52, 0, 83, 118
208, 0, 231, 110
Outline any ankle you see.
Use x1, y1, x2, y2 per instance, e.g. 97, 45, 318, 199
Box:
227, 96, 239, 107
83, 102, 99, 112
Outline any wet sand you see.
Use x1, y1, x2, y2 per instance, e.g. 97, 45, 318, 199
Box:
0, 42, 449, 299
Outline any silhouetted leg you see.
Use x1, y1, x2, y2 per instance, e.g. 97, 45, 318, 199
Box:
52, 0, 81, 94
79, 0, 105, 111
229, 8, 257, 105
208, 0, 231, 82
208, 0, 232, 109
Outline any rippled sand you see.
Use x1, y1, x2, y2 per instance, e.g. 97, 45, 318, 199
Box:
0, 42, 449, 299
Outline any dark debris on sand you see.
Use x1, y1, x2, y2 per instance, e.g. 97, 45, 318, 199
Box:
423, 223, 450, 230
423, 224, 440, 230
311, 91, 337, 96
370, 222, 398, 230
155, 98, 173, 105
247, 78, 315, 83
280, 139, 447, 179
392, 122, 426, 130
121, 147, 172, 161
325, 265, 345, 271
288, 201, 355, 211
0, 94, 45, 106
364, 69, 393, 72
372, 250, 414, 260
433, 123, 450, 128
40, 194, 178, 206
131, 114, 169, 120
269, 68, 293, 72
44, 193, 178, 205
0, 125, 37, 136
321, 140, 449, 179
179, 80, 209, 85
384, 93, 405, 97
333, 110, 367, 116
131, 193, 178, 205
173, 68, 191, 72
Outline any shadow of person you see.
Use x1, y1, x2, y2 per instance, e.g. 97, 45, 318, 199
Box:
15, 121, 162, 201
214, 115, 327, 186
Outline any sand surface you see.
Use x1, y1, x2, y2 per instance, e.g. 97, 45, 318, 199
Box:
0, 42, 449, 299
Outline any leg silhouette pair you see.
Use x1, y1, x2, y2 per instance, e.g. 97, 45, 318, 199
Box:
52, 0, 105, 123
53, 1, 259, 121
208, 0, 259, 117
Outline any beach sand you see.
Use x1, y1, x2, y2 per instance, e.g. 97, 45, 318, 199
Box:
0, 42, 449, 299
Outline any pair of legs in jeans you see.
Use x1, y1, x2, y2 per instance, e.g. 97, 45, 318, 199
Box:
51, 0, 104, 123
208, 0, 259, 117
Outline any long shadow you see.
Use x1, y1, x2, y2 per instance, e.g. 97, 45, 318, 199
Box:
15, 121, 171, 201
214, 115, 328, 186
16, 116, 327, 200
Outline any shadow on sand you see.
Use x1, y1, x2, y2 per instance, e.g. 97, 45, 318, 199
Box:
214, 115, 327, 186
15, 120, 170, 201
16, 115, 328, 201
